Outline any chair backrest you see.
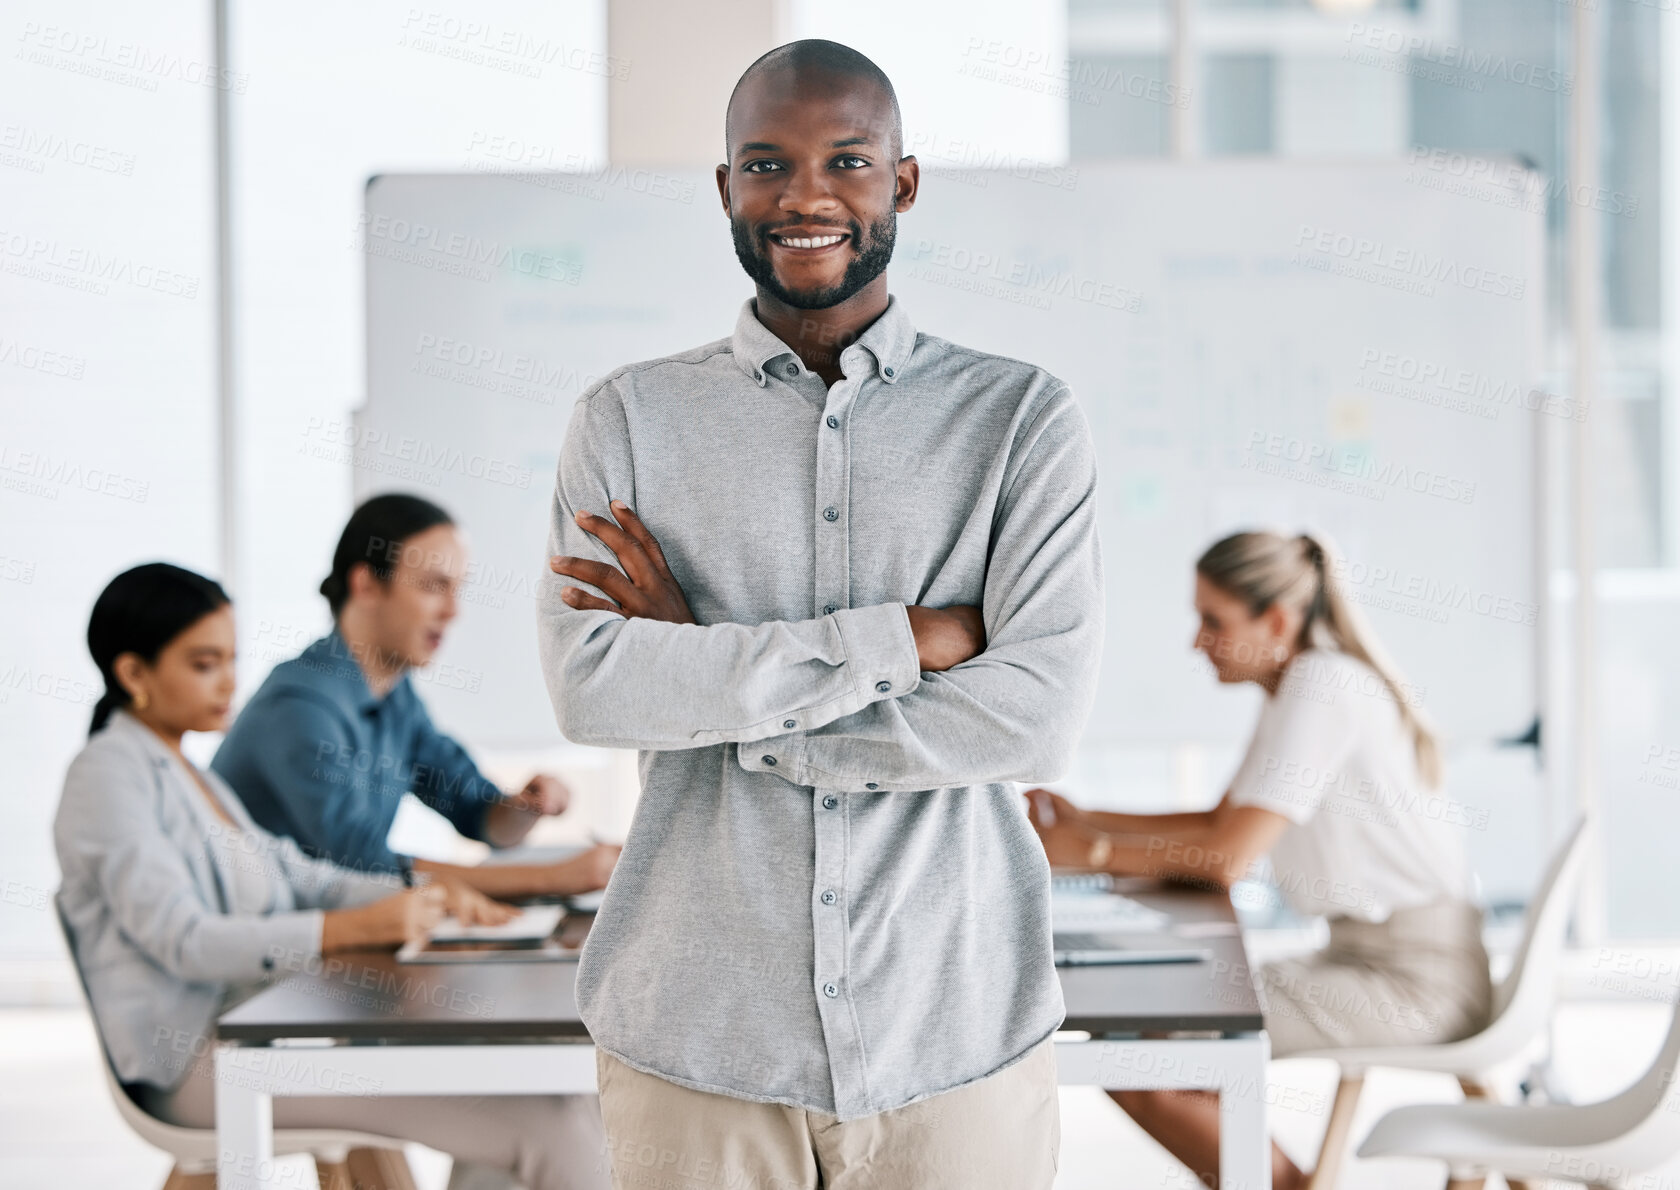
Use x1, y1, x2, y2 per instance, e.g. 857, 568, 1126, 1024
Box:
1575, 983, 1680, 1176
1486, 817, 1591, 1028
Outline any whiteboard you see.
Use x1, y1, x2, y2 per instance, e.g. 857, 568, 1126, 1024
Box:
360, 163, 1543, 749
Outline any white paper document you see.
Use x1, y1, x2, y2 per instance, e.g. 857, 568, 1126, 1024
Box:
427, 904, 564, 943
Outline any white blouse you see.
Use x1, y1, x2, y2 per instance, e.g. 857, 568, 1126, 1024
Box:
1226, 648, 1478, 922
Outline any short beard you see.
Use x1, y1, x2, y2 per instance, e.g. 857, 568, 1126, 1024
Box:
731, 211, 896, 310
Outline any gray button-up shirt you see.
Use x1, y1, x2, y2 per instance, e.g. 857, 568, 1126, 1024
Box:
537, 296, 1104, 1120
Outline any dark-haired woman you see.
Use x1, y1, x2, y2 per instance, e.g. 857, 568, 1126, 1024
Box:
213, 492, 620, 897
54, 563, 610, 1190
1025, 531, 1491, 1190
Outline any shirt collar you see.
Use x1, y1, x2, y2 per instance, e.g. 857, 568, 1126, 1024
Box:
730, 295, 917, 388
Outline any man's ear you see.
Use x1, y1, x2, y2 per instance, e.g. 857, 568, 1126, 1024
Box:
894, 155, 920, 214
346, 560, 380, 605
715, 164, 731, 217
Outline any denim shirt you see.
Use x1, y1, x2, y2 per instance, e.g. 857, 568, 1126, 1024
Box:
537, 297, 1105, 1119
212, 629, 504, 877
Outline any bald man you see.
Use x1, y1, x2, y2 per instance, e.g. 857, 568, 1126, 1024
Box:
540, 40, 1104, 1188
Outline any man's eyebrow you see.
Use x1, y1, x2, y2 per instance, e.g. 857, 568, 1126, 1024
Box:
738, 142, 779, 153
831, 136, 874, 147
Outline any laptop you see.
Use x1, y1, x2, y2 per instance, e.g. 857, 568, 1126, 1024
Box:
1052, 931, 1213, 967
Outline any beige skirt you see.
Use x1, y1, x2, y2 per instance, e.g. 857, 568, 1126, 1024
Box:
1260, 898, 1493, 1057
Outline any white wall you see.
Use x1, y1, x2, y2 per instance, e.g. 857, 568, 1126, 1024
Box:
1, 0, 218, 971
227, 0, 609, 710
790, 0, 1069, 168
0, 0, 611, 979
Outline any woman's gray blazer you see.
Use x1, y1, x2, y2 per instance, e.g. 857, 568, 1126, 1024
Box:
53, 708, 402, 1090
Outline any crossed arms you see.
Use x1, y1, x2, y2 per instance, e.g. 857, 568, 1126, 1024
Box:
534, 383, 1105, 792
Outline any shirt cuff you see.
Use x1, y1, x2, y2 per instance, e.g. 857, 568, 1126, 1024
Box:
259, 910, 327, 979
830, 602, 922, 705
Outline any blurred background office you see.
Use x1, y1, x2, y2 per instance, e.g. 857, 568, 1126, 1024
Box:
0, 0, 1674, 1186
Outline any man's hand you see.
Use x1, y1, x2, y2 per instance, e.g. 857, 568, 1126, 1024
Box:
550, 500, 697, 624
543, 842, 621, 896
507, 773, 570, 817
906, 605, 986, 672
551, 501, 984, 672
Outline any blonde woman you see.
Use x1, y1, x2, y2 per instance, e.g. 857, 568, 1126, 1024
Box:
1025, 530, 1490, 1190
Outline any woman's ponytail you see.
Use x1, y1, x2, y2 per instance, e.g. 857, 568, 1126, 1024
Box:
1297, 532, 1442, 788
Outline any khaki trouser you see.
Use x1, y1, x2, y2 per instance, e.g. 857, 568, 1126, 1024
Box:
595, 1037, 1060, 1190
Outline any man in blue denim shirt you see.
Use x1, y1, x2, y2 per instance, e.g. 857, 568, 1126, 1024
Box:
216, 493, 618, 897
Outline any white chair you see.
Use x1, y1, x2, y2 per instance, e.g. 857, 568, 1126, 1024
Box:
56, 902, 416, 1190
1292, 818, 1592, 1190
1357, 987, 1680, 1189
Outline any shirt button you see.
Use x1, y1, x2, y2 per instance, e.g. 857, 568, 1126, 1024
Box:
875, 680, 891, 693
783, 719, 797, 729
866, 783, 879, 790
826, 415, 839, 429
823, 604, 837, 615
822, 982, 839, 998
786, 362, 798, 376
821, 889, 838, 905
762, 755, 777, 767
883, 366, 896, 378
823, 507, 839, 522
822, 795, 838, 809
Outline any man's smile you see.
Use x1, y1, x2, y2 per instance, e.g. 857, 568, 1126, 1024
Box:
768, 228, 851, 253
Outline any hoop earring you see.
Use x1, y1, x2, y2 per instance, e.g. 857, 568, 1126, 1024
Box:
132, 690, 150, 711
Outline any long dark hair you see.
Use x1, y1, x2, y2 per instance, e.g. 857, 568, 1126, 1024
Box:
319, 493, 455, 617
87, 563, 231, 736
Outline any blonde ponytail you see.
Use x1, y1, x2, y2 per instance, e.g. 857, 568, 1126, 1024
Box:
1197, 530, 1443, 789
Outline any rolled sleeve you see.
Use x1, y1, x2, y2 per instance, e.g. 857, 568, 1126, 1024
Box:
406, 705, 505, 842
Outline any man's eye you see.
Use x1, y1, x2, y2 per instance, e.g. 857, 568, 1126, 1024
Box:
742, 160, 782, 173
834, 156, 869, 168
